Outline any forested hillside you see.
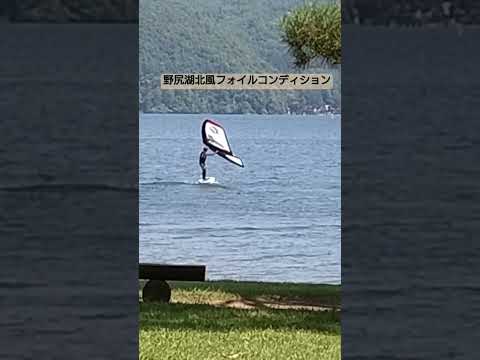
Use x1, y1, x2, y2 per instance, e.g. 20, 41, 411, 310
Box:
140, 0, 340, 114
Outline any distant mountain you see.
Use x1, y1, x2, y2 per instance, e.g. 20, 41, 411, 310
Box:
140, 0, 340, 114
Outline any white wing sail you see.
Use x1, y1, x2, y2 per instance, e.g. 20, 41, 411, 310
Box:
202, 119, 244, 168
203, 120, 231, 153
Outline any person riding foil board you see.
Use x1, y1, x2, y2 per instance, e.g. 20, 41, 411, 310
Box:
199, 147, 217, 180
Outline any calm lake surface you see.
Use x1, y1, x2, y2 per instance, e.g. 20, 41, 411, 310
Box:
140, 113, 340, 284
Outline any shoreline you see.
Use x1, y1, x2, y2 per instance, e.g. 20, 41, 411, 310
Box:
140, 280, 341, 310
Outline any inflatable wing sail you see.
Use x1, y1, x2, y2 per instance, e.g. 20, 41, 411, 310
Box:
202, 119, 244, 167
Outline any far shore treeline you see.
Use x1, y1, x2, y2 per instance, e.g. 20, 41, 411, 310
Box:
140, 0, 340, 115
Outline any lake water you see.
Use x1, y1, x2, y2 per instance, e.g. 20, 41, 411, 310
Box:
140, 113, 341, 284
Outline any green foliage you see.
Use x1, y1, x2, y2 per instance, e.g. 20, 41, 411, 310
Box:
280, 2, 341, 67
140, 0, 340, 114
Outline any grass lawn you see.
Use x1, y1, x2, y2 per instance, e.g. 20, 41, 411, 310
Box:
140, 281, 341, 360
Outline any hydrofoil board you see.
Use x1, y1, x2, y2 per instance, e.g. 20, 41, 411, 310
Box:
197, 177, 218, 185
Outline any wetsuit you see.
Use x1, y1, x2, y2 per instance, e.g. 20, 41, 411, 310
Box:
199, 150, 208, 180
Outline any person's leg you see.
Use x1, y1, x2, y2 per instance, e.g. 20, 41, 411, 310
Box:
202, 166, 206, 180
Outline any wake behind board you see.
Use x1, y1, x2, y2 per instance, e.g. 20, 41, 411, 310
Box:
197, 176, 218, 185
